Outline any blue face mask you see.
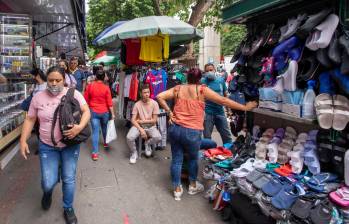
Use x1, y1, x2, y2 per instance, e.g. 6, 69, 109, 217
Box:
206, 72, 216, 81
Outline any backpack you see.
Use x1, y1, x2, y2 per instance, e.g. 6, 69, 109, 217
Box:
51, 88, 90, 147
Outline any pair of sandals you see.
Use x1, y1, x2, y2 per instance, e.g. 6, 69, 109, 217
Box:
255, 128, 275, 161
277, 127, 298, 164
315, 93, 349, 131
287, 133, 308, 174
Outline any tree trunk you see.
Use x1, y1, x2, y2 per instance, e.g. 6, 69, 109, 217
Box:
184, 0, 215, 58
152, 0, 162, 16
188, 0, 215, 27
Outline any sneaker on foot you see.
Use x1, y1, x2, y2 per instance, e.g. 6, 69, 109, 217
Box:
188, 181, 205, 195
91, 153, 98, 161
129, 151, 138, 164
64, 208, 77, 224
41, 191, 52, 210
174, 185, 183, 201
103, 143, 109, 149
145, 143, 152, 157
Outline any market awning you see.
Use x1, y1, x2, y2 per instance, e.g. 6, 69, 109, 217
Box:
1, 0, 86, 58
222, 0, 334, 24
91, 51, 119, 66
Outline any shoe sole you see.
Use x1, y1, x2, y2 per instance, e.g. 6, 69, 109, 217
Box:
188, 190, 204, 195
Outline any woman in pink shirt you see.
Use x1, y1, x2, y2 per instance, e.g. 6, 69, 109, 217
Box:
20, 66, 90, 224
157, 68, 257, 201
84, 70, 115, 161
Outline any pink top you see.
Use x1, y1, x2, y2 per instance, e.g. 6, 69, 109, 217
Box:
28, 88, 87, 147
172, 85, 205, 130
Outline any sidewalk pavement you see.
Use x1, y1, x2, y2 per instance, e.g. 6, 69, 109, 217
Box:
0, 120, 224, 224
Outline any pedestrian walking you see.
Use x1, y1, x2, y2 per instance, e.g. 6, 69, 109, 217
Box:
69, 57, 86, 92
58, 59, 77, 88
157, 68, 257, 201
20, 66, 90, 224
84, 70, 115, 161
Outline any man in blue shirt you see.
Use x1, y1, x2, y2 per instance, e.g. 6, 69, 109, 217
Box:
69, 57, 86, 92
201, 64, 233, 144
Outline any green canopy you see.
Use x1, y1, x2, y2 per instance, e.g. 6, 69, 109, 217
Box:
96, 16, 203, 48
91, 54, 119, 66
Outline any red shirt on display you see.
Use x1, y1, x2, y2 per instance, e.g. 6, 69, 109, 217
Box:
84, 81, 113, 113
124, 39, 144, 65
129, 72, 139, 101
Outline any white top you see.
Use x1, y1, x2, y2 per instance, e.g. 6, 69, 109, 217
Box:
124, 74, 132, 98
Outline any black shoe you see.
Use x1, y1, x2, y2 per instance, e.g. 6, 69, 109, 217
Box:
64, 208, 78, 224
41, 192, 52, 210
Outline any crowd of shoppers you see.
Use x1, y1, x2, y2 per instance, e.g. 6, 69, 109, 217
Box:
19, 59, 257, 223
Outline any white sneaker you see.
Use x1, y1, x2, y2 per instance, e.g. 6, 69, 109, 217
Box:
145, 143, 152, 157
174, 185, 183, 201
188, 181, 204, 195
129, 151, 138, 164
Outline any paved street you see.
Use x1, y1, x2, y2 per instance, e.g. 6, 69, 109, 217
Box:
0, 120, 224, 224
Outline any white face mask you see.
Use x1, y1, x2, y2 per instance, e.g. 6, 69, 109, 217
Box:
47, 85, 63, 96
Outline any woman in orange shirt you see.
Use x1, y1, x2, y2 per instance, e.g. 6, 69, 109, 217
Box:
157, 68, 257, 201
84, 70, 115, 161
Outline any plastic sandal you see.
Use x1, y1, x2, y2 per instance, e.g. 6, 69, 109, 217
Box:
275, 164, 293, 176
330, 186, 349, 207
332, 95, 349, 131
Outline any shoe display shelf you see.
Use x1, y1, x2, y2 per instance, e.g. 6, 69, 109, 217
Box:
0, 82, 27, 152
0, 13, 32, 79
252, 108, 317, 126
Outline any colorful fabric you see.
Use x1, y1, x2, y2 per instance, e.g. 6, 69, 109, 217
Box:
128, 72, 139, 101
139, 34, 169, 62
124, 39, 144, 65
145, 69, 165, 99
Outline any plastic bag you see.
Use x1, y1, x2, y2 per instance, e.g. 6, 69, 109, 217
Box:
106, 120, 117, 144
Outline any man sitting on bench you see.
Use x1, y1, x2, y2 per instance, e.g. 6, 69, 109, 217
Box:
127, 84, 161, 164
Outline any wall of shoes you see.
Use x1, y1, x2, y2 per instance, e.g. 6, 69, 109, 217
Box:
204, 1, 349, 223
0, 13, 32, 75
0, 82, 26, 151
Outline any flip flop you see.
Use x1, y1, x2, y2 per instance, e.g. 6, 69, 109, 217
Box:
314, 93, 334, 129
267, 143, 279, 163
329, 186, 349, 207
332, 95, 349, 131
275, 164, 293, 176
295, 133, 308, 144
231, 158, 255, 177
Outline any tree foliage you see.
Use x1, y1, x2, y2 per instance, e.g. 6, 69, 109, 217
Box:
86, 0, 246, 58
221, 24, 246, 56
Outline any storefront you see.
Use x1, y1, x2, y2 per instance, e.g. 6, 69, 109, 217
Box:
0, 0, 86, 164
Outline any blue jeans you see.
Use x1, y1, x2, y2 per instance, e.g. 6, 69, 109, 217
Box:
91, 111, 110, 154
200, 138, 217, 149
203, 113, 233, 144
38, 141, 80, 209
168, 123, 202, 187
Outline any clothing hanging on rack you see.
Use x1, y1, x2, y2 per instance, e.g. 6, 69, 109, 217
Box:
157, 109, 167, 148
139, 34, 169, 62
145, 69, 166, 99
129, 72, 139, 101
124, 39, 144, 65
124, 73, 132, 98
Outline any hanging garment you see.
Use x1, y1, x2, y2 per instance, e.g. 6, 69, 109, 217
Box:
145, 69, 165, 99
159, 68, 168, 90
121, 42, 127, 64
139, 34, 169, 62
124, 39, 144, 65
124, 73, 133, 98
126, 101, 135, 121
157, 109, 167, 148
128, 72, 139, 101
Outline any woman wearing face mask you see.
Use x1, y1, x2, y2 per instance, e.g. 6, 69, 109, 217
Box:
58, 59, 77, 88
20, 66, 91, 224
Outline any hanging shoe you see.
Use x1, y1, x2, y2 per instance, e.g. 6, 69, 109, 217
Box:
278, 60, 298, 91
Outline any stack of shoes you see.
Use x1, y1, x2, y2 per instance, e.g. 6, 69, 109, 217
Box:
303, 130, 321, 175
255, 128, 274, 162
287, 133, 308, 174
277, 127, 297, 164
267, 128, 285, 163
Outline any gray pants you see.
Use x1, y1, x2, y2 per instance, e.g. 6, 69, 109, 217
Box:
126, 126, 161, 152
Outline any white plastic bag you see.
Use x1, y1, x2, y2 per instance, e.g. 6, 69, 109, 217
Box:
106, 120, 117, 144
